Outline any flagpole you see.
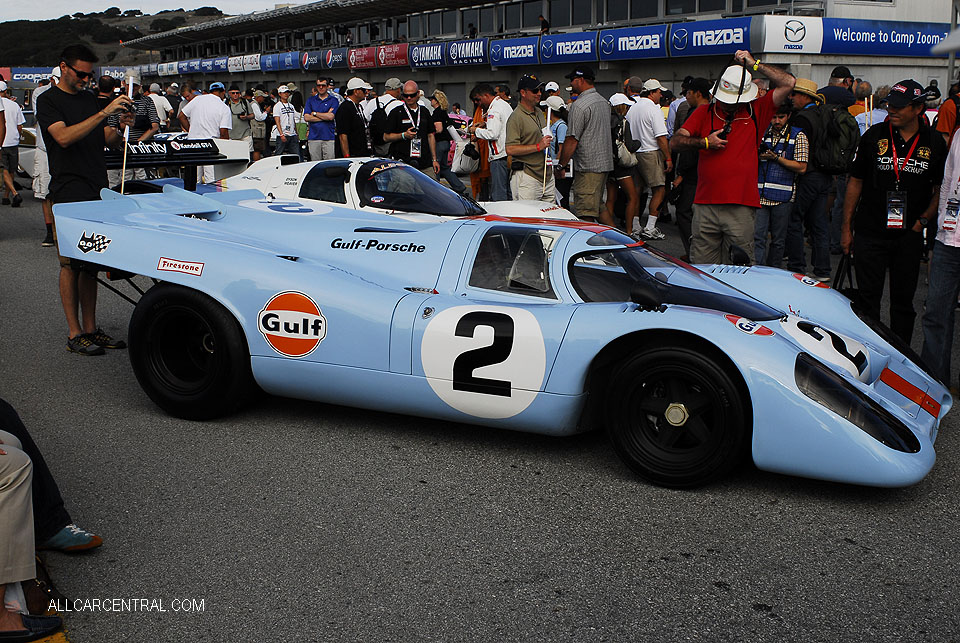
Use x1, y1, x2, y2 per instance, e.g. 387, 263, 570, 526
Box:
120, 74, 134, 194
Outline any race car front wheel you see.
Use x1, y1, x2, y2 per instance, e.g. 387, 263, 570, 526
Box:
129, 284, 254, 420
606, 346, 749, 488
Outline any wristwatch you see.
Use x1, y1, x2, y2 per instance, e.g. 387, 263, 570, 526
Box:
918, 216, 930, 227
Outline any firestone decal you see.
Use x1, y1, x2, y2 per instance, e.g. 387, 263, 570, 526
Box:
157, 257, 204, 277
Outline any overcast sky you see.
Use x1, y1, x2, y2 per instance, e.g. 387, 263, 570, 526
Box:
0, 2, 284, 22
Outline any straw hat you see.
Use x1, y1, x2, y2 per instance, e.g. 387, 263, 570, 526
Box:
792, 78, 823, 103
714, 65, 758, 105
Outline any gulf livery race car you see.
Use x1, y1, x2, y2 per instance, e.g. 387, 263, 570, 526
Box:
149, 156, 579, 223
53, 184, 951, 488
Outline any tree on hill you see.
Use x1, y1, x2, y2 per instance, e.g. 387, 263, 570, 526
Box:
150, 16, 187, 33
193, 7, 222, 16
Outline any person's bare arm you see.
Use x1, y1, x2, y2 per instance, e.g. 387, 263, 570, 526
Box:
219, 128, 229, 140
671, 127, 726, 152
559, 136, 578, 168
338, 132, 350, 157
656, 135, 672, 171
139, 122, 159, 142
48, 95, 132, 148
733, 50, 795, 107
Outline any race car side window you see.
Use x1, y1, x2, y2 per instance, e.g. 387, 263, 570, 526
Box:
299, 163, 348, 204
468, 226, 560, 299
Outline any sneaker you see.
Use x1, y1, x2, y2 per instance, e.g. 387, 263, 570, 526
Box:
89, 328, 127, 349
66, 334, 105, 356
41, 233, 55, 247
1, 197, 8, 205
39, 523, 103, 552
814, 275, 831, 283
11, 193, 22, 207
640, 227, 666, 240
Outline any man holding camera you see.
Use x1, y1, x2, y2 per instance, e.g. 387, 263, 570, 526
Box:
671, 50, 795, 264
383, 80, 440, 178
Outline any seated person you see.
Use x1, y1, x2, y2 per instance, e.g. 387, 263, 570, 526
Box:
0, 430, 62, 640
0, 398, 102, 552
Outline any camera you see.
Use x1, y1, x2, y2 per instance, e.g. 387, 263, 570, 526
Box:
758, 143, 770, 154
462, 143, 481, 160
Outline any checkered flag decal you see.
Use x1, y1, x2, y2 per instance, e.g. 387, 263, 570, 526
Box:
77, 230, 112, 254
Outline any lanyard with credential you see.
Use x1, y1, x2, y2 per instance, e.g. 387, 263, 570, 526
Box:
403, 104, 421, 130
889, 122, 921, 190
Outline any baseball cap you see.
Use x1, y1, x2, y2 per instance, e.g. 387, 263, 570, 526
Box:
540, 95, 566, 111
125, 68, 141, 85
285, 82, 298, 92
209, 81, 225, 91
149, 83, 162, 93
50, 66, 62, 79
228, 85, 241, 92
170, 82, 179, 89
626, 76, 644, 93
831, 65, 853, 80
277, 84, 290, 93
253, 89, 268, 98
564, 65, 595, 81
0, 81, 7, 92
544, 81, 559, 93
642, 78, 668, 93
347, 77, 373, 91
384, 77, 402, 90
886, 80, 927, 108
609, 92, 635, 107
517, 74, 544, 92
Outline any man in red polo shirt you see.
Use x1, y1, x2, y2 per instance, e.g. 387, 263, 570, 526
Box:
671, 50, 795, 264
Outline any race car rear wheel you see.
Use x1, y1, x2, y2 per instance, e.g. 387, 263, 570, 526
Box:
606, 346, 749, 487
129, 284, 254, 420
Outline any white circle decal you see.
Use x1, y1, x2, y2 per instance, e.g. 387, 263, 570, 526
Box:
421, 306, 546, 419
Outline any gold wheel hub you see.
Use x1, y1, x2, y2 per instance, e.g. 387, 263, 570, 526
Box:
664, 403, 689, 427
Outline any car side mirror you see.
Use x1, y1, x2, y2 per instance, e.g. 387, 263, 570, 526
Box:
630, 281, 663, 312
728, 245, 751, 266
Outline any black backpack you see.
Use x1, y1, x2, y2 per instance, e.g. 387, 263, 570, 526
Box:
369, 96, 396, 154
794, 103, 860, 174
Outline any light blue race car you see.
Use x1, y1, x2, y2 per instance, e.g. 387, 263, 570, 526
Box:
53, 185, 951, 488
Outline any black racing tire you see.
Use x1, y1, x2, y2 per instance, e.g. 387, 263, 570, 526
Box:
129, 284, 254, 420
605, 346, 749, 488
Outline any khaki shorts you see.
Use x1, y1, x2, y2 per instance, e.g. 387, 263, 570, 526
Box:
572, 171, 607, 219
635, 150, 665, 191
690, 203, 756, 265
33, 148, 50, 199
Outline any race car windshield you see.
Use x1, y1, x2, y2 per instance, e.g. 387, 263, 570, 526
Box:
355, 161, 486, 217
569, 246, 783, 321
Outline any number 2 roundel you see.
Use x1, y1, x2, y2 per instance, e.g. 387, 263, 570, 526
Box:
421, 306, 546, 419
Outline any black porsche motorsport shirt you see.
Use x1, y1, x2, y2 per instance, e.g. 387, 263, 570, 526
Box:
849, 121, 946, 238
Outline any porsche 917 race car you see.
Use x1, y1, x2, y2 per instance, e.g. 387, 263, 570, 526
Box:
52, 184, 951, 488
204, 156, 578, 222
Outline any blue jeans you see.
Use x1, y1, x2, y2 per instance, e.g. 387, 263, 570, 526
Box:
754, 201, 793, 267
786, 170, 831, 277
435, 140, 468, 196
489, 157, 510, 201
921, 241, 960, 384
274, 135, 301, 159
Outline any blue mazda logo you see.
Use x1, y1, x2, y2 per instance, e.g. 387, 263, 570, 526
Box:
491, 44, 501, 62
600, 34, 615, 56
541, 39, 554, 59
672, 28, 688, 51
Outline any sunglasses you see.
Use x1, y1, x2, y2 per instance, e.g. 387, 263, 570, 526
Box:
401, 92, 419, 98
62, 62, 94, 81
316, 83, 328, 87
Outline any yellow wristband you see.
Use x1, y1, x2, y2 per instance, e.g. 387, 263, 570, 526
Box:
703, 137, 709, 150
753, 59, 761, 71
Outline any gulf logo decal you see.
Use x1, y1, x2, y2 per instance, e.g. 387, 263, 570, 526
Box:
725, 315, 774, 336
258, 292, 327, 358
792, 273, 830, 288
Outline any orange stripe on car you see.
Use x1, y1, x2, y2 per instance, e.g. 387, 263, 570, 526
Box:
880, 368, 941, 418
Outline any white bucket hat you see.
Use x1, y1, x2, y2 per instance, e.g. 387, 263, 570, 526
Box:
714, 65, 758, 105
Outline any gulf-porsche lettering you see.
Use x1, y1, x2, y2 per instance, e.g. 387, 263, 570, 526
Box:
557, 40, 592, 55
331, 238, 426, 252
693, 27, 744, 47
258, 292, 327, 358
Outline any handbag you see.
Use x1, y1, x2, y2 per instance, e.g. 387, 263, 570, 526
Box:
833, 252, 860, 304
452, 138, 480, 175
616, 121, 638, 168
